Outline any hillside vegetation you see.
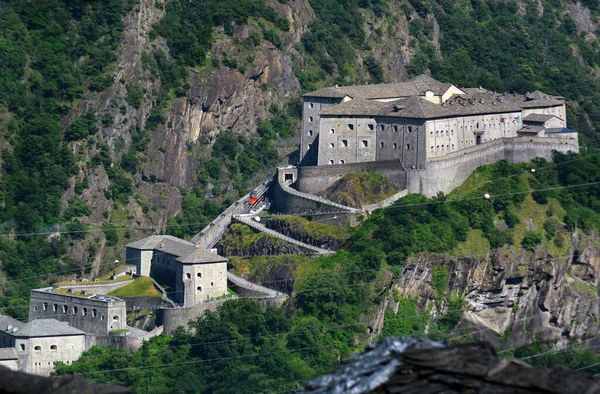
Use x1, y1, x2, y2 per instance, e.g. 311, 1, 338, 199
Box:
320, 173, 398, 207
56, 152, 600, 390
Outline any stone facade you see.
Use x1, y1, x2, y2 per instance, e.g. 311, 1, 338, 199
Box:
126, 235, 228, 306
29, 290, 127, 336
0, 316, 86, 376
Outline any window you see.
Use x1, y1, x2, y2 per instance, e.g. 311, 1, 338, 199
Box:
361, 140, 369, 148
393, 143, 397, 149
329, 143, 334, 148
477, 122, 479, 128
436, 145, 439, 150
380, 124, 385, 131
329, 160, 334, 164
113, 315, 119, 321
34, 346, 41, 352
197, 286, 202, 292
380, 142, 384, 148
50, 345, 57, 351
431, 146, 434, 151
186, 273, 191, 279
368, 124, 374, 131
62, 305, 68, 314
394, 126, 399, 133
197, 272, 202, 278
330, 128, 335, 134
43, 303, 48, 311
82, 307, 88, 316
211, 282, 214, 286
92, 309, 97, 317
435, 130, 439, 135
34, 306, 37, 312
307, 144, 311, 150
72, 306, 78, 314
309, 116, 314, 122
408, 126, 413, 133
308, 130, 313, 136
348, 124, 354, 130
19, 344, 25, 351
339, 160, 345, 164
101, 315, 105, 321
341, 140, 348, 147
406, 144, 410, 150
309, 103, 314, 108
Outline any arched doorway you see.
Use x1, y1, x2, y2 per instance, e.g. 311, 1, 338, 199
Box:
476, 135, 482, 145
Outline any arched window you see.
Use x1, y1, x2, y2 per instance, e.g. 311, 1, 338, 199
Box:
62, 305, 68, 314
186, 273, 191, 279
197, 272, 202, 278
113, 315, 119, 321
50, 345, 57, 351
330, 128, 335, 134
197, 286, 202, 292
308, 130, 313, 136
43, 303, 48, 311
34, 346, 41, 352
82, 307, 88, 316
73, 306, 78, 314
211, 282, 214, 287
53, 304, 58, 312
92, 309, 97, 317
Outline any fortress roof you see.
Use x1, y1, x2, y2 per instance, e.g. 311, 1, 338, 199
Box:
127, 235, 226, 264
304, 75, 454, 100
17, 319, 85, 337
0, 348, 17, 361
320, 90, 563, 120
0, 315, 24, 333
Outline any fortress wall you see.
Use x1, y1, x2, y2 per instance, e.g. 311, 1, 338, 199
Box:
156, 302, 225, 335
296, 160, 406, 195
408, 137, 579, 197
29, 291, 125, 336
120, 296, 172, 310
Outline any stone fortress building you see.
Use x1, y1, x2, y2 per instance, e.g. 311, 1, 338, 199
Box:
0, 315, 85, 376
125, 235, 228, 306
290, 74, 579, 198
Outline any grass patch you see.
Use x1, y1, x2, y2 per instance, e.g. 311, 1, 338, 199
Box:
271, 215, 350, 242
574, 282, 597, 297
229, 254, 318, 283
452, 229, 490, 259
54, 275, 132, 287
108, 277, 162, 298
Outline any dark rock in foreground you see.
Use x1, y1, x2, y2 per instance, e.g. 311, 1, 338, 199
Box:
0, 365, 129, 394
303, 337, 600, 393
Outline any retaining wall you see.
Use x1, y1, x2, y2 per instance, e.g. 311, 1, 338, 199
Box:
408, 137, 579, 196
296, 160, 407, 195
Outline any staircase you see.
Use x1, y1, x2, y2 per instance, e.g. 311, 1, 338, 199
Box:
233, 215, 334, 256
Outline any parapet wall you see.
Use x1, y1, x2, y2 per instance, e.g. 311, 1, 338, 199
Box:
408, 137, 579, 197
296, 160, 407, 195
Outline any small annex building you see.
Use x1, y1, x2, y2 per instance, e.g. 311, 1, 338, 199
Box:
0, 315, 85, 376
125, 235, 228, 306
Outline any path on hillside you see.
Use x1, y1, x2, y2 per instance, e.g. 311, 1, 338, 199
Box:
233, 215, 334, 256
227, 271, 287, 298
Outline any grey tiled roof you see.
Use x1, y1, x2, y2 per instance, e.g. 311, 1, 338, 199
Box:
518, 125, 545, 134
176, 248, 227, 264
320, 90, 563, 120
304, 75, 458, 100
17, 319, 85, 337
523, 114, 558, 123
0, 315, 24, 333
127, 235, 227, 264
0, 348, 17, 360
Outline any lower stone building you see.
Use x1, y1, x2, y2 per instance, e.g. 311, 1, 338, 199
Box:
0, 315, 86, 376
125, 235, 228, 306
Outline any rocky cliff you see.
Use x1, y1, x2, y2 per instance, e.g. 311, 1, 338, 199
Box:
385, 231, 600, 350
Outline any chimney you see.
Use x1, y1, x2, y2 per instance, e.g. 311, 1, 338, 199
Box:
7, 325, 12, 331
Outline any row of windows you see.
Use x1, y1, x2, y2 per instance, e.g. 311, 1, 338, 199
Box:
196, 282, 217, 292
326, 141, 411, 150
34, 361, 55, 367
308, 125, 416, 135
39, 303, 105, 319
33, 344, 58, 352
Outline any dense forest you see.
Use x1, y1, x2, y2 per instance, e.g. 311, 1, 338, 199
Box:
1, 0, 600, 391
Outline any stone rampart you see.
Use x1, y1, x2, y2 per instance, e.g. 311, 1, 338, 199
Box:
156, 300, 229, 335
120, 296, 171, 310
408, 137, 579, 196
296, 160, 407, 195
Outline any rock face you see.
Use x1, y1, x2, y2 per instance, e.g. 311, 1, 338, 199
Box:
303, 337, 600, 394
388, 231, 600, 349
264, 217, 347, 251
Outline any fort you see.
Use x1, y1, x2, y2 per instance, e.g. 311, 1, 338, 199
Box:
287, 74, 578, 200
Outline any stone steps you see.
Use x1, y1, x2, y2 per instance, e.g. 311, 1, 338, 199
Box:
233, 215, 334, 256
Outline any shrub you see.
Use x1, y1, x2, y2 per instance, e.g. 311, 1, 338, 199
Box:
521, 231, 543, 250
